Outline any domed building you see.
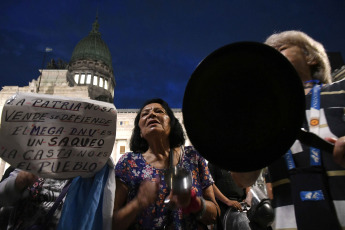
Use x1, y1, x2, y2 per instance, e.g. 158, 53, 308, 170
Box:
0, 17, 115, 103
0, 17, 118, 177
67, 17, 115, 103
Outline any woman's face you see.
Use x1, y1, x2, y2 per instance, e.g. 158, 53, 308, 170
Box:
138, 103, 171, 140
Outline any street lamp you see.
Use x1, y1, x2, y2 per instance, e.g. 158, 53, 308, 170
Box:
36, 47, 53, 93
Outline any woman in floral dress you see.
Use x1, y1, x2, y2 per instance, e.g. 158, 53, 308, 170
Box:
113, 98, 219, 229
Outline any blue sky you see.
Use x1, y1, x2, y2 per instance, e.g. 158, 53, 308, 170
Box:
1, 0, 345, 108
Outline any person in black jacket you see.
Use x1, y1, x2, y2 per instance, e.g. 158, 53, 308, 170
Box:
209, 162, 247, 230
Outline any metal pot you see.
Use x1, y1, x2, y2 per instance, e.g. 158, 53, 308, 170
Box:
246, 187, 275, 228
165, 166, 192, 194
223, 202, 252, 230
182, 41, 333, 172
223, 200, 274, 230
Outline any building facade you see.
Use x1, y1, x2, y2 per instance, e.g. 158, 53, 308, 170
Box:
0, 17, 190, 179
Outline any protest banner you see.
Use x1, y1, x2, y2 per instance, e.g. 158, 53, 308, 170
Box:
0, 92, 117, 179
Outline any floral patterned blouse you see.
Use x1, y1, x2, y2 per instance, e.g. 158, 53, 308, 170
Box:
115, 145, 214, 230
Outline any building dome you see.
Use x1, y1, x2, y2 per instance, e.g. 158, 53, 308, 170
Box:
70, 18, 113, 71
67, 16, 116, 103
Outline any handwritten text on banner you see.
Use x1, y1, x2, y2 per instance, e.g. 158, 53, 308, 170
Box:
0, 93, 117, 179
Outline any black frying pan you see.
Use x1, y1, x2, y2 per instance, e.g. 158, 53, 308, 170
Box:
182, 42, 333, 172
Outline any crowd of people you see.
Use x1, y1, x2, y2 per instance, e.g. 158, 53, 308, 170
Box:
1, 30, 345, 230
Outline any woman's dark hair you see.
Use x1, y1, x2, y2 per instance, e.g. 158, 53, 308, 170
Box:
130, 98, 185, 153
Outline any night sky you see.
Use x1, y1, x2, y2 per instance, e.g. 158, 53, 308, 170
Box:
1, 0, 345, 108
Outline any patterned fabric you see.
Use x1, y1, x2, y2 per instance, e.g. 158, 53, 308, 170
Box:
115, 146, 213, 230
2, 169, 69, 230
268, 79, 345, 229
28, 178, 45, 200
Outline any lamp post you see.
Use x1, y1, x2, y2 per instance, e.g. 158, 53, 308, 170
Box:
37, 47, 53, 93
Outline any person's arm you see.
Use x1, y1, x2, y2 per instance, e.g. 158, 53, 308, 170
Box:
112, 179, 159, 230
245, 186, 251, 195
212, 184, 242, 210
168, 184, 220, 225
231, 170, 261, 188
169, 160, 220, 225
325, 136, 345, 168
198, 185, 221, 225
0, 169, 37, 206
266, 182, 273, 200
263, 168, 273, 200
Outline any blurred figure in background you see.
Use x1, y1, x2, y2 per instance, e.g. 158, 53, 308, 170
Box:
208, 162, 247, 230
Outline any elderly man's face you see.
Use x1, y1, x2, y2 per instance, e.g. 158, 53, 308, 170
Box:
277, 44, 313, 82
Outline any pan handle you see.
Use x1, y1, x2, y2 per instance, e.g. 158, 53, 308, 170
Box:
297, 129, 334, 153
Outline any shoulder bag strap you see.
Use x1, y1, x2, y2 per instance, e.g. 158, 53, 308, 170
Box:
43, 179, 72, 226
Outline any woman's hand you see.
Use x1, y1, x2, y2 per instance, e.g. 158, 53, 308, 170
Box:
135, 179, 159, 210
325, 137, 345, 168
167, 190, 192, 209
225, 199, 243, 211
113, 179, 160, 230
15, 171, 38, 191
